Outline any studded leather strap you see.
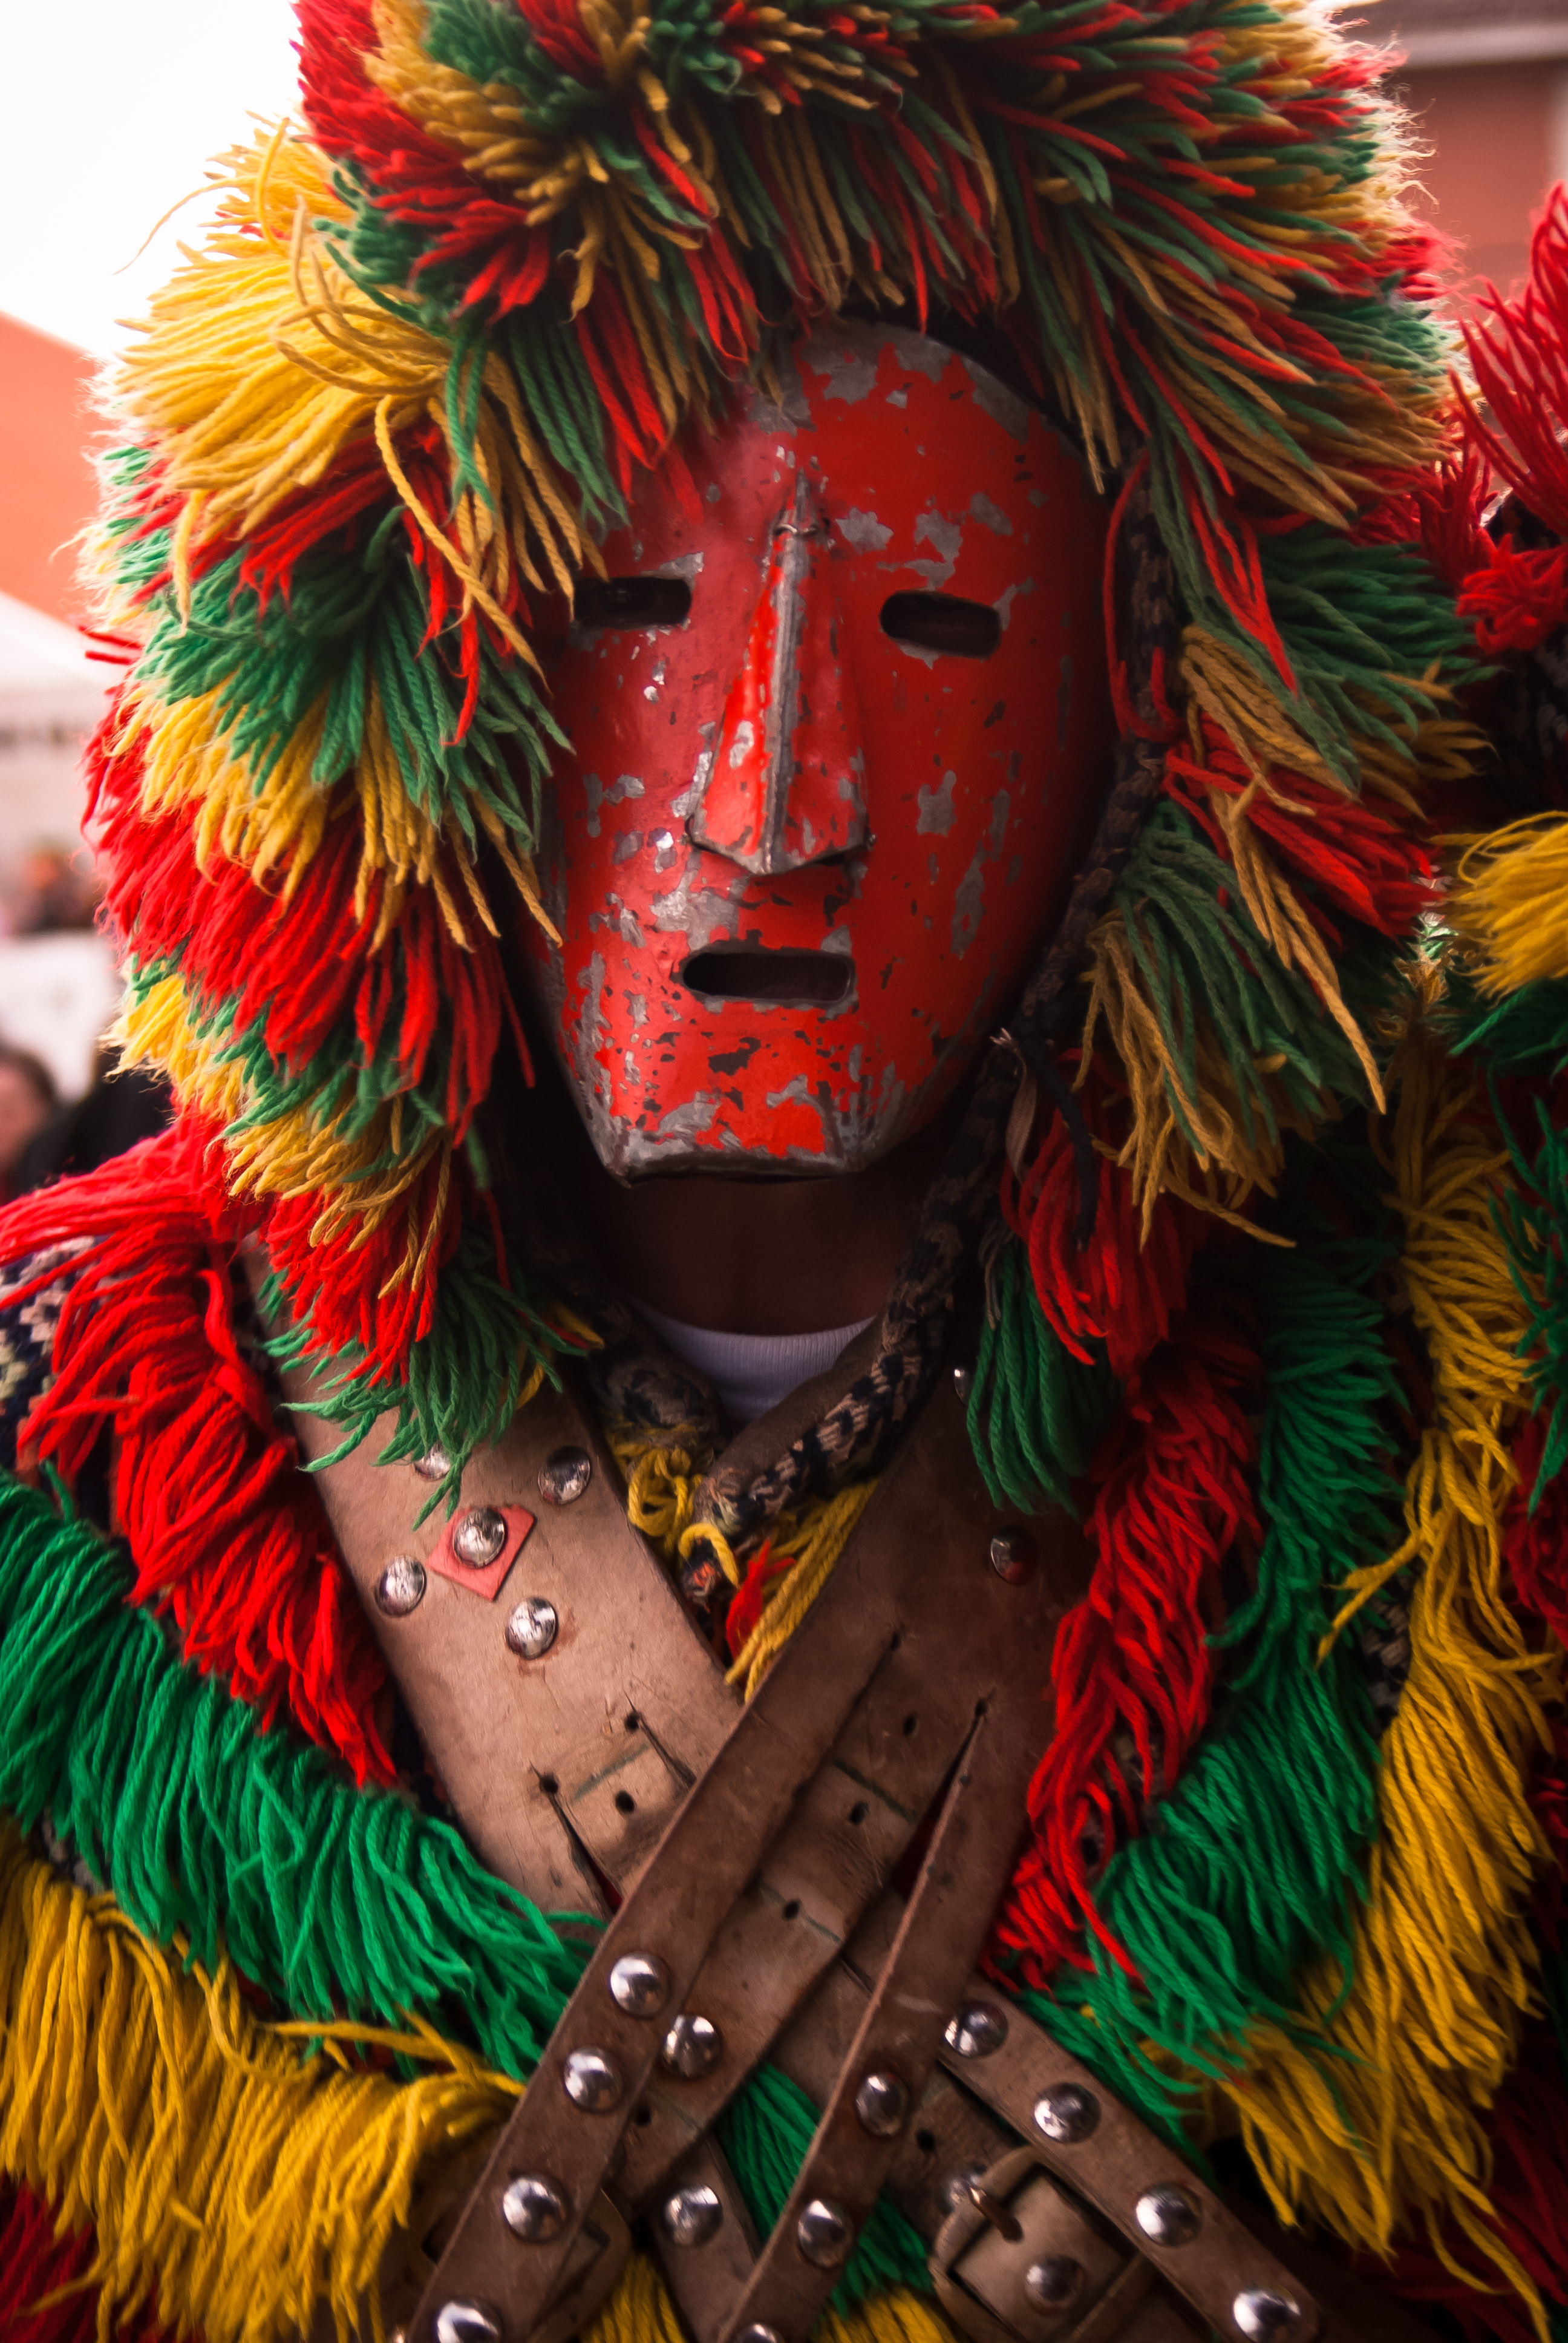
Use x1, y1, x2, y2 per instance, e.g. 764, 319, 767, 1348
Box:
408, 1372, 1085, 2343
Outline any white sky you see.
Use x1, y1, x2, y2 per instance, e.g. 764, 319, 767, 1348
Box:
0, 0, 302, 355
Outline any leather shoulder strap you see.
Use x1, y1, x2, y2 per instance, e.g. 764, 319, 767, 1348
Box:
273, 1334, 738, 1913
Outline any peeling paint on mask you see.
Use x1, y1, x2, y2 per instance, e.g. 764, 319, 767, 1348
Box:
521, 321, 1113, 1177
970, 491, 1013, 537
918, 772, 957, 836
584, 771, 645, 841
913, 507, 963, 588
837, 510, 893, 552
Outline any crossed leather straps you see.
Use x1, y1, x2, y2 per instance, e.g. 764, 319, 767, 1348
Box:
283, 1344, 1336, 2343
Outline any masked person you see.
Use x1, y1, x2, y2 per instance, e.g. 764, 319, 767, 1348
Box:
5, 3, 1568, 2341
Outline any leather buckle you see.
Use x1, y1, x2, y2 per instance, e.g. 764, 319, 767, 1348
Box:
932, 2147, 1158, 2343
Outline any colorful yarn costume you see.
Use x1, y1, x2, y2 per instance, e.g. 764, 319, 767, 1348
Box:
10, 0, 1568, 2336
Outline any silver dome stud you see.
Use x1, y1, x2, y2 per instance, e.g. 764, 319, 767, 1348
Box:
796, 2197, 854, 2269
414, 1444, 451, 1481
854, 2069, 910, 2138
561, 2047, 624, 2112
941, 2163, 988, 2212
1134, 2185, 1200, 2246
1025, 2258, 1084, 2313
504, 1597, 558, 1660
609, 1951, 671, 2018
952, 1362, 975, 1404
1233, 2291, 1303, 2341
660, 2183, 725, 2248
943, 2000, 1008, 2059
661, 2012, 723, 2077
736, 2328, 785, 2343
453, 1507, 509, 1567
500, 2174, 568, 2242
434, 2305, 501, 2343
539, 1447, 593, 1506
1032, 2085, 1100, 2144
988, 1527, 1035, 1584
374, 1556, 426, 1617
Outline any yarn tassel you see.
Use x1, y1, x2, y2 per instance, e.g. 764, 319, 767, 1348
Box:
0, 1135, 391, 1781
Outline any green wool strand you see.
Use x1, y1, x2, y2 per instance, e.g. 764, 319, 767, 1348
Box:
125, 517, 563, 845
0, 1468, 589, 2071
0, 1469, 932, 2269
1110, 801, 1387, 1154
1018, 1141, 1401, 2140
1451, 971, 1568, 1077
968, 1238, 1117, 1516
719, 2062, 932, 2312
261, 1219, 578, 1502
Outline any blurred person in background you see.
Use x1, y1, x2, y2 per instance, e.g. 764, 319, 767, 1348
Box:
0, 1044, 57, 1201
8, 1044, 169, 1196
9, 841, 100, 935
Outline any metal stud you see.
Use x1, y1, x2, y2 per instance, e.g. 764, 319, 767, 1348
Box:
414, 1444, 451, 1482
988, 1527, 1035, 1584
736, 2328, 785, 2343
796, 2198, 854, 2269
500, 2174, 568, 2242
540, 1446, 593, 1506
943, 2000, 1008, 2059
1134, 2185, 1200, 2246
374, 1556, 426, 1617
660, 2183, 724, 2248
1032, 2085, 1100, 2144
453, 1507, 508, 1568
561, 2047, 624, 2112
1232, 2292, 1302, 2341
434, 2304, 501, 2343
661, 2012, 724, 2077
609, 1952, 671, 2019
1024, 2259, 1084, 2313
952, 1362, 975, 1404
505, 1597, 558, 1660
941, 2164, 987, 2213
854, 2070, 909, 2138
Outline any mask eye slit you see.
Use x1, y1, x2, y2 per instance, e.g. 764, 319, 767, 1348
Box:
575, 576, 692, 631
880, 592, 1001, 659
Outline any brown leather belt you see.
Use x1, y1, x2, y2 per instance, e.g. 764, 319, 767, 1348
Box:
273, 1317, 1346, 2343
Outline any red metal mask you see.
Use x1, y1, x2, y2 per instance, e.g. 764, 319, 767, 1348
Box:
523, 324, 1111, 1178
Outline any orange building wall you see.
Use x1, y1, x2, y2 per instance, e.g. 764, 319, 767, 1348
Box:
1395, 60, 1557, 306
0, 315, 99, 626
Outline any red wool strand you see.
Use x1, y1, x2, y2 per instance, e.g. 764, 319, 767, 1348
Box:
1002, 1061, 1205, 1383
993, 1319, 1258, 1985
0, 1132, 393, 1784
0, 2185, 181, 2343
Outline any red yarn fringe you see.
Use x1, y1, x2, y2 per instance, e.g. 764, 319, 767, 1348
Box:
92, 732, 506, 1145
1002, 1058, 1204, 1383
0, 1129, 393, 1784
994, 1317, 1258, 1986
0, 2184, 180, 2343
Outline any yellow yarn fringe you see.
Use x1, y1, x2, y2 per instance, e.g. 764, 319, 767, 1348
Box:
116, 971, 454, 1271
113, 129, 587, 634
725, 1481, 878, 1698
607, 1422, 878, 1694
1446, 816, 1568, 995
584, 2250, 961, 2343
1215, 1016, 1560, 2324
0, 1819, 517, 2343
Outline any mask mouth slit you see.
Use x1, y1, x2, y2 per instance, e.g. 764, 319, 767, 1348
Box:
679, 947, 854, 1008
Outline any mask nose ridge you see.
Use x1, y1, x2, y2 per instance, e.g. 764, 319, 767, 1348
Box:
688, 471, 869, 876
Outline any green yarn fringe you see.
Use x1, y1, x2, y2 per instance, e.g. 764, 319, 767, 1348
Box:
1016, 1137, 1403, 2141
